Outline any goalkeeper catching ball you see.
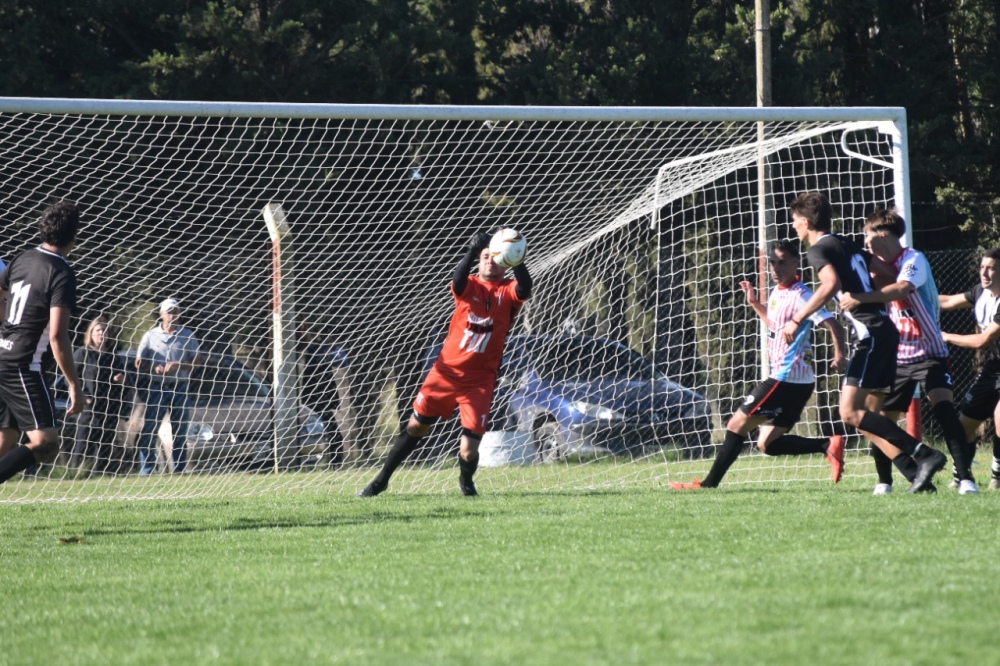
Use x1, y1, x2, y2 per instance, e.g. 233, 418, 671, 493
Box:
358, 229, 532, 497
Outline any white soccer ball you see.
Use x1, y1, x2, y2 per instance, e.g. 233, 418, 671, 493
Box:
489, 228, 526, 268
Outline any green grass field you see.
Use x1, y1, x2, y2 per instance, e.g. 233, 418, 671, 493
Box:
2, 471, 997, 665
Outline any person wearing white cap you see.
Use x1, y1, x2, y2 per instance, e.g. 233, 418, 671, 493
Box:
135, 297, 201, 475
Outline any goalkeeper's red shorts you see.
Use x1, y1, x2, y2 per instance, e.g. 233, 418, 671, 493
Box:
413, 366, 495, 435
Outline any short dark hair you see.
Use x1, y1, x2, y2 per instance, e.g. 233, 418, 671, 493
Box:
864, 209, 906, 237
38, 201, 80, 247
983, 248, 1000, 262
789, 192, 832, 233
769, 239, 800, 259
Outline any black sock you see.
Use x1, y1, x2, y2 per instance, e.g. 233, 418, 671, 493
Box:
0, 445, 38, 484
459, 451, 479, 480
992, 433, 1000, 480
966, 435, 978, 476
701, 431, 745, 488
762, 434, 827, 456
932, 401, 972, 480
871, 445, 894, 485
891, 454, 918, 483
857, 411, 921, 456
374, 430, 421, 485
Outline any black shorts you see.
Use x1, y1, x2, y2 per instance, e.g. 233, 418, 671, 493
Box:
0, 368, 59, 431
844, 321, 897, 393
737, 378, 813, 428
960, 358, 1000, 422
881, 357, 954, 413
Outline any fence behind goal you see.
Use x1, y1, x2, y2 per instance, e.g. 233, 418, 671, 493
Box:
0, 99, 909, 502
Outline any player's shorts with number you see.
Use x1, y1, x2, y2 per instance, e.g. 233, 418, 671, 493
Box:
414, 365, 495, 435
0, 368, 58, 430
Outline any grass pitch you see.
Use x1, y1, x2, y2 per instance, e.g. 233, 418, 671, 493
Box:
2, 476, 996, 665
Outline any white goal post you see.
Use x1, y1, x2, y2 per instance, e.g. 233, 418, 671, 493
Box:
0, 98, 909, 502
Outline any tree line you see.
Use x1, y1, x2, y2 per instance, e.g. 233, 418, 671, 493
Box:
1, 0, 996, 248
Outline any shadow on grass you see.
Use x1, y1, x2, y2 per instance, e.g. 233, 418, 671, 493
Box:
68, 505, 481, 538
45, 488, 663, 540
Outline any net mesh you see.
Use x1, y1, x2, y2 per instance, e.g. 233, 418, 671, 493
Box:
0, 104, 905, 502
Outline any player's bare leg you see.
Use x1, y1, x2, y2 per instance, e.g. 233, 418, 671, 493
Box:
458, 431, 481, 496
0, 428, 60, 484
840, 384, 945, 492
0, 427, 18, 458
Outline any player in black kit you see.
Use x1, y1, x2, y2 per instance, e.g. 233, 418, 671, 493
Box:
0, 201, 85, 485
786, 192, 947, 492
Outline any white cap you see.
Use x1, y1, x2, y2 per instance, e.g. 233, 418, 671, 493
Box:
159, 298, 181, 313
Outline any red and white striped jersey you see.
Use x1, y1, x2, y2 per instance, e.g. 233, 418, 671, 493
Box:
887, 248, 948, 363
765, 279, 834, 384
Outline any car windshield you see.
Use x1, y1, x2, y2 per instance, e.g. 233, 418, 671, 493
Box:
526, 338, 655, 382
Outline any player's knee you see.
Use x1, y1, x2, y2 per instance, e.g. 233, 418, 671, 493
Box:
838, 406, 863, 427
30, 437, 60, 463
405, 423, 430, 438
407, 414, 435, 438
461, 428, 482, 441
726, 412, 751, 434
460, 429, 482, 453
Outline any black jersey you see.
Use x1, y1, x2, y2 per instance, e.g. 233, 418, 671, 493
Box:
0, 247, 77, 371
806, 233, 889, 339
963, 283, 1000, 361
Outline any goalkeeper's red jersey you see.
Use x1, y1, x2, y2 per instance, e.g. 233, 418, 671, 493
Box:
434, 275, 525, 381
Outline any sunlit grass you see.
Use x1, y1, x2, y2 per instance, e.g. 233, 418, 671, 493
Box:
2, 476, 997, 665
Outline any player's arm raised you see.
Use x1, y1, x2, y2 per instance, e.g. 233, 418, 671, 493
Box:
453, 231, 491, 296
512, 262, 532, 300
739, 280, 770, 327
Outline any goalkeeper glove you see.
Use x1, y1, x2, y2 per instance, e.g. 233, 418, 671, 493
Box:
469, 231, 492, 254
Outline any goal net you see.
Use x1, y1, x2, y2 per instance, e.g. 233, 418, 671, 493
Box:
0, 100, 907, 502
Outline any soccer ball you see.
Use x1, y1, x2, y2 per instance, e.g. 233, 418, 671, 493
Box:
489, 228, 527, 268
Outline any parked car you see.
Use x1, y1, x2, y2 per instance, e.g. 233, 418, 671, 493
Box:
419, 333, 713, 462
55, 351, 330, 473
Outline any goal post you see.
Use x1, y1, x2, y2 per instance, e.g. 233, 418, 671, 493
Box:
262, 202, 300, 472
0, 98, 909, 502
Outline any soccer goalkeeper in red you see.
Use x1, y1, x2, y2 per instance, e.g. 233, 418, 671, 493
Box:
358, 230, 532, 497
